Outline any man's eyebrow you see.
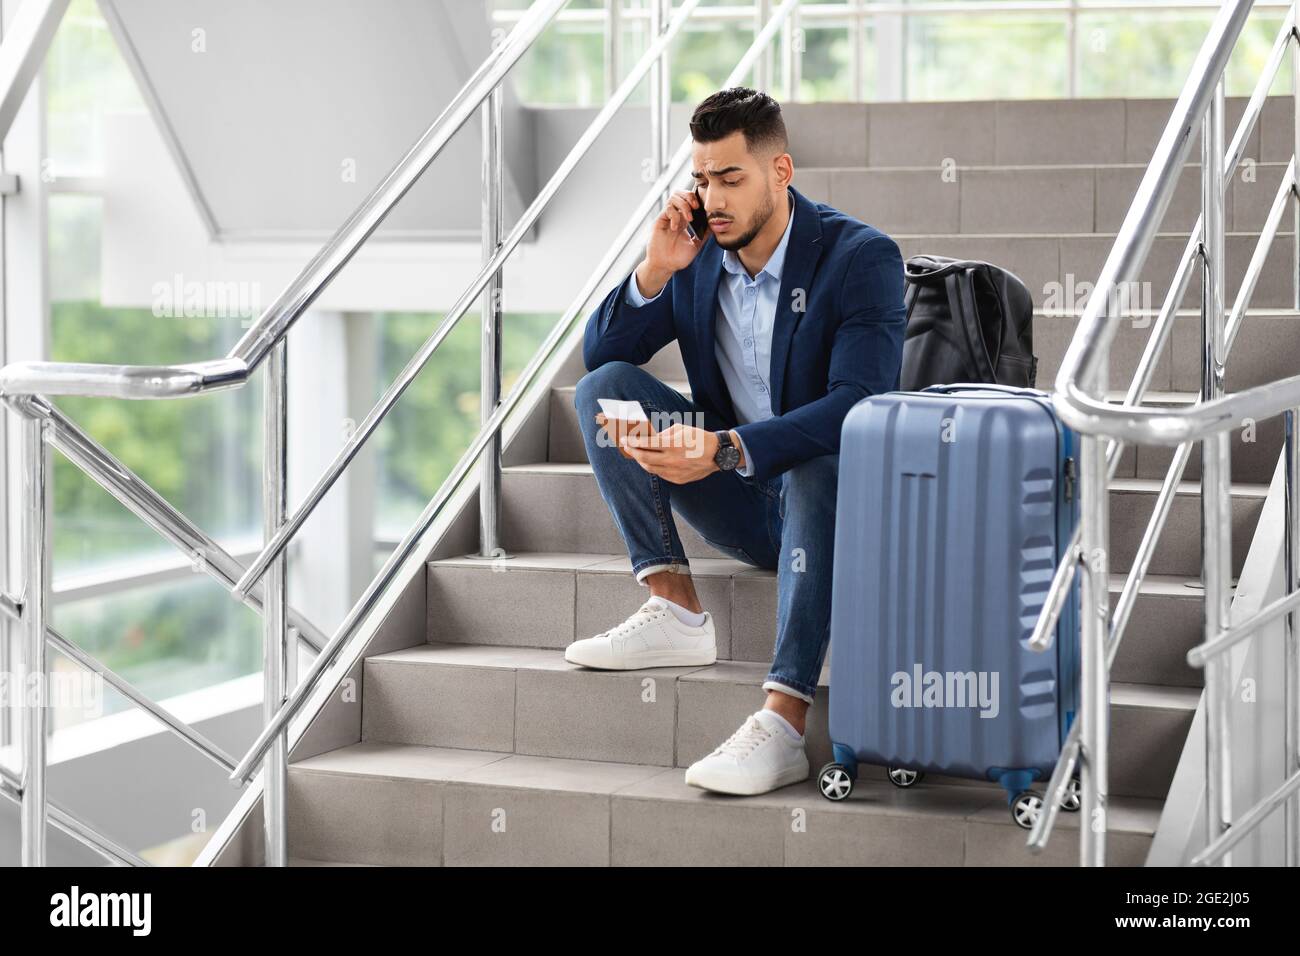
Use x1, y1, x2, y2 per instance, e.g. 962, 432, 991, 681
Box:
691, 166, 745, 178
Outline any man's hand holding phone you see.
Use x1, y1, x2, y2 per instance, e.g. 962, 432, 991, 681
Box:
634, 187, 708, 300
594, 398, 740, 484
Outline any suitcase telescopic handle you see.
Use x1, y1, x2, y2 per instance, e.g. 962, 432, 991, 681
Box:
920, 382, 1049, 399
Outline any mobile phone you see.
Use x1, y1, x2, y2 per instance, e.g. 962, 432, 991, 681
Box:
685, 187, 710, 241
597, 398, 648, 422
596, 398, 654, 460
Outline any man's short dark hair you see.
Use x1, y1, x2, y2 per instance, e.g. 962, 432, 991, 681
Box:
689, 87, 788, 157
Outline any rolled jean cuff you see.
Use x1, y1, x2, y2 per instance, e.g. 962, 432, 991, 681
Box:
762, 677, 815, 704
633, 559, 691, 585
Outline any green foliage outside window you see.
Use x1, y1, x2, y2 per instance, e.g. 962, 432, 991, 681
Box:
50, 301, 261, 572
373, 310, 559, 533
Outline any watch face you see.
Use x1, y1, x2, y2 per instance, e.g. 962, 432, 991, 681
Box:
715, 444, 741, 470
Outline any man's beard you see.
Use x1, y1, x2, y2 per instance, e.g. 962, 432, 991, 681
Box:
713, 189, 776, 252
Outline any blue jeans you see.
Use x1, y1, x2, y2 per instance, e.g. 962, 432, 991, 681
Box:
573, 361, 838, 702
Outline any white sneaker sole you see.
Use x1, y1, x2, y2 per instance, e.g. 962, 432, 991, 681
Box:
564, 643, 717, 670
684, 758, 810, 796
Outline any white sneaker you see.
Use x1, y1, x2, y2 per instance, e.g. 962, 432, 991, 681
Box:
684, 710, 809, 795
564, 596, 717, 669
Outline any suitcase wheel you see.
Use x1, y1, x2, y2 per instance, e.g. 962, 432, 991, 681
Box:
886, 766, 925, 789
1059, 775, 1081, 813
1011, 790, 1045, 830
818, 763, 855, 802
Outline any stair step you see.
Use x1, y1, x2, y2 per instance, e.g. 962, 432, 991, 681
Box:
427, 550, 1213, 687
426, 551, 758, 659
777, 95, 1291, 168
797, 162, 1289, 236
497, 462, 1266, 578
288, 740, 1163, 866
287, 857, 379, 867
1108, 477, 1265, 578
892, 232, 1295, 311
361, 641, 1196, 802
499, 463, 724, 560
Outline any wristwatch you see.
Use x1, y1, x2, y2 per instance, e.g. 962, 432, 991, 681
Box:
713, 430, 741, 471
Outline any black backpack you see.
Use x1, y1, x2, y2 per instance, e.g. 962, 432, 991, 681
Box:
900, 255, 1037, 390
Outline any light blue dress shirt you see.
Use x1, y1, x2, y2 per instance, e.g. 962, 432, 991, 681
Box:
624, 194, 796, 478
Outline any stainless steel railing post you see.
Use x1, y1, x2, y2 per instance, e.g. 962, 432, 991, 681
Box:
1076, 155, 1118, 866
755, 0, 774, 91
0, 600, 9, 759
604, 0, 622, 101
1291, 17, 1300, 871
1066, 0, 1079, 98
850, 0, 864, 101
1201, 78, 1234, 865
1284, 408, 1300, 865
478, 83, 508, 561
1293, 0, 1300, 315
261, 341, 289, 866
783, 3, 801, 101
1079, 431, 1110, 866
650, 0, 672, 206
19, 413, 48, 866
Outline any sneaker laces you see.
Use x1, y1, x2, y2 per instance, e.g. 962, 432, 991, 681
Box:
712, 714, 774, 760
601, 599, 669, 641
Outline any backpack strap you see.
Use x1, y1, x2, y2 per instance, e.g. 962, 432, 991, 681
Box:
943, 269, 998, 384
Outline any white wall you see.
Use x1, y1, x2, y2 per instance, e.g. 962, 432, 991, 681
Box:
100, 0, 535, 239
98, 104, 691, 317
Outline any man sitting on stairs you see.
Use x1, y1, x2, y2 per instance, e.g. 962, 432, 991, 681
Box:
570, 87, 907, 796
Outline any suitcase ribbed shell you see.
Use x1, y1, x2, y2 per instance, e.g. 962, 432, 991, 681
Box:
829, 387, 1079, 782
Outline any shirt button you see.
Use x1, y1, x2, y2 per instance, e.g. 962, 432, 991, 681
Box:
744, 338, 753, 347
758, 384, 767, 393
745, 287, 755, 296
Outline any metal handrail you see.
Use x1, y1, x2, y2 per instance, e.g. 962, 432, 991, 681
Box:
1026, 0, 1300, 865
226, 0, 802, 787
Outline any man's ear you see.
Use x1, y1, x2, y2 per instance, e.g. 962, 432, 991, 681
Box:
772, 151, 793, 190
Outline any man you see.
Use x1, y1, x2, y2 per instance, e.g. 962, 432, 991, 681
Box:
569, 87, 906, 796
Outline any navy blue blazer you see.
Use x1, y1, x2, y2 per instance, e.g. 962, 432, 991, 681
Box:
582, 184, 907, 484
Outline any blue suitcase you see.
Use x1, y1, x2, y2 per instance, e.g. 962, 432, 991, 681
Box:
820, 383, 1081, 828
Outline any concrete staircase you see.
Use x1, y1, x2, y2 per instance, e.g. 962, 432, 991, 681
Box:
284, 97, 1300, 866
